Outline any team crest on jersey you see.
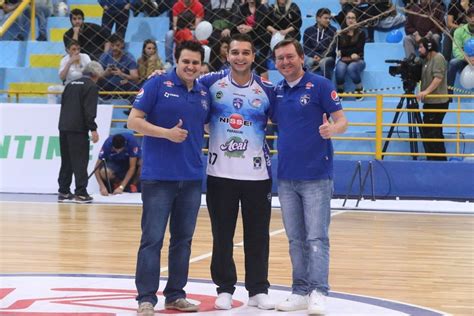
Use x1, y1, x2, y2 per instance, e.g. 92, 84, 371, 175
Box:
233, 98, 243, 109
163, 80, 174, 87
252, 87, 262, 95
216, 91, 223, 99
250, 98, 262, 108
300, 94, 310, 106
305, 82, 314, 89
218, 81, 228, 88
133, 147, 139, 154
331, 90, 340, 102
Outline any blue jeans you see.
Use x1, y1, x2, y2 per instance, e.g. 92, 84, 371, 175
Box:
35, 3, 51, 37
135, 180, 202, 306
304, 56, 335, 80
447, 58, 467, 88
278, 179, 333, 295
335, 60, 366, 86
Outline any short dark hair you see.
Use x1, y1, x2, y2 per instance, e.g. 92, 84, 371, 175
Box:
174, 40, 205, 62
230, 33, 255, 53
316, 8, 331, 17
272, 39, 305, 58
468, 6, 474, 17
420, 37, 438, 52
69, 8, 84, 22
109, 33, 124, 44
112, 134, 126, 149
66, 39, 80, 49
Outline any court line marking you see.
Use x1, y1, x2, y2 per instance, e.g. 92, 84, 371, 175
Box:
160, 210, 346, 272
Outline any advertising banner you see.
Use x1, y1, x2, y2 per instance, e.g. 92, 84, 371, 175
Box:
0, 103, 113, 193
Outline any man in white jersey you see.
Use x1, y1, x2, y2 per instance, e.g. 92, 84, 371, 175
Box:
198, 33, 275, 311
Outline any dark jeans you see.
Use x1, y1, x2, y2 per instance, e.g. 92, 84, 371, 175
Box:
102, 8, 130, 38
57, 131, 90, 196
206, 175, 272, 297
135, 180, 202, 306
422, 102, 449, 161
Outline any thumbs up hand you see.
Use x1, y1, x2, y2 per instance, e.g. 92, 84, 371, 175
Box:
319, 113, 333, 139
167, 119, 188, 143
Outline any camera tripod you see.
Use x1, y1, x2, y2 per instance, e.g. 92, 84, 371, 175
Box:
382, 87, 425, 160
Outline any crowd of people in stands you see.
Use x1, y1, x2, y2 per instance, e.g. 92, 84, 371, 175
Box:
1, 0, 473, 97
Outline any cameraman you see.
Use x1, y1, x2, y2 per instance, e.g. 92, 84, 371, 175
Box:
416, 38, 449, 161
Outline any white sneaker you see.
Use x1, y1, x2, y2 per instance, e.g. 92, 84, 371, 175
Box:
248, 293, 275, 310
276, 293, 307, 311
137, 301, 154, 316
308, 290, 326, 315
214, 292, 232, 310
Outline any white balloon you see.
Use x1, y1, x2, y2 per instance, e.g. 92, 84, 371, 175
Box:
460, 65, 474, 90
202, 45, 211, 63
195, 21, 213, 41
270, 32, 285, 50
56, 2, 68, 17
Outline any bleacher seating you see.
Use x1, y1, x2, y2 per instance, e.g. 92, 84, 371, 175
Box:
0, 0, 472, 161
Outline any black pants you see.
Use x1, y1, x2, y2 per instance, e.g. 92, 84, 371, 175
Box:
422, 102, 449, 161
102, 8, 129, 38
58, 131, 90, 195
206, 175, 272, 296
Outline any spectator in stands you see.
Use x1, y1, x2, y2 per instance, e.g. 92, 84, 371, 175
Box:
265, 0, 302, 42
99, 0, 130, 38
63, 9, 109, 61
35, 0, 53, 41
234, 0, 271, 78
0, 0, 30, 41
335, 10, 366, 100
94, 133, 142, 195
57, 61, 104, 203
205, 0, 240, 44
200, 62, 211, 74
59, 40, 92, 85
99, 33, 139, 99
447, 7, 474, 90
335, 0, 404, 42
164, 0, 204, 67
416, 37, 449, 161
135, 0, 175, 17
403, 0, 445, 58
443, 0, 473, 60
209, 37, 230, 71
303, 8, 337, 80
137, 39, 164, 85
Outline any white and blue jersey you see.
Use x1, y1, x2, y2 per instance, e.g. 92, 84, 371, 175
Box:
132, 70, 211, 181
272, 72, 342, 180
199, 69, 275, 180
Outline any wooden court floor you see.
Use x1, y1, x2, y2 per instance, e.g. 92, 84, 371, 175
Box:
0, 202, 472, 315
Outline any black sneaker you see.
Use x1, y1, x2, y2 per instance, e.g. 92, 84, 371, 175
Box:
74, 195, 93, 204
58, 192, 74, 203
355, 88, 364, 101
